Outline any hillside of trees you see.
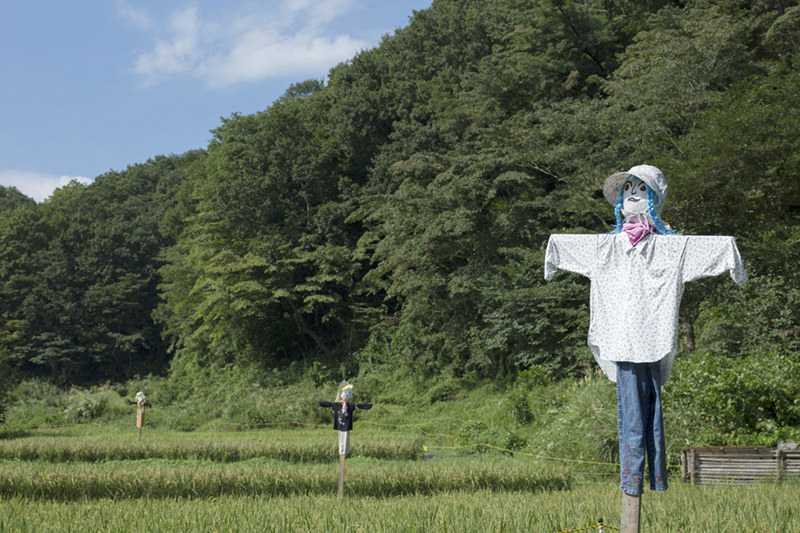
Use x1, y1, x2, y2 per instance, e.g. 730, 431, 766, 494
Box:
2, 0, 799, 442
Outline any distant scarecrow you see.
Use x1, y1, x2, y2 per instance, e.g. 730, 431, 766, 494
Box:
544, 165, 747, 497
318, 380, 372, 498
134, 391, 151, 441
318, 381, 372, 457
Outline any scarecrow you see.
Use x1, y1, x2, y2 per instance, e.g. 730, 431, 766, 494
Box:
318, 381, 372, 456
134, 391, 151, 441
544, 165, 747, 501
318, 381, 372, 498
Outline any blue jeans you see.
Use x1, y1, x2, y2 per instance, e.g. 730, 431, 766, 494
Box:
616, 361, 668, 495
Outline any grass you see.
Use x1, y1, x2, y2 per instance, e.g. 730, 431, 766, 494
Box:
0, 427, 423, 463
0, 422, 797, 531
1, 483, 798, 531
0, 456, 570, 500
2, 376, 799, 531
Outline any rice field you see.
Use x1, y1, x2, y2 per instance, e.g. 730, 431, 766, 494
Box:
1, 426, 798, 532
0, 427, 423, 463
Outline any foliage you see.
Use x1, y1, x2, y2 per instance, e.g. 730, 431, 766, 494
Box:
0, 156, 193, 385
3, 379, 67, 429
61, 385, 130, 423
525, 374, 620, 467
1, 0, 799, 448
666, 350, 800, 446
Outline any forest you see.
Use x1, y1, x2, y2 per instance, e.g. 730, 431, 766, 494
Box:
1, 0, 799, 446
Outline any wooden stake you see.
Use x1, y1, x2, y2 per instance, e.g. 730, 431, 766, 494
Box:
621, 492, 641, 533
338, 454, 346, 499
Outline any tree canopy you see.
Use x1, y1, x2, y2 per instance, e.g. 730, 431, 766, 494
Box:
1, 0, 799, 401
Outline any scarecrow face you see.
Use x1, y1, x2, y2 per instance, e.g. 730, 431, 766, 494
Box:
622, 178, 649, 215
340, 388, 353, 400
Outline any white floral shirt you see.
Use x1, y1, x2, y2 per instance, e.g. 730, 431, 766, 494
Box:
544, 233, 747, 384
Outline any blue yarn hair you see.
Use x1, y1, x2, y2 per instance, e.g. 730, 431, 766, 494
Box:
609, 180, 677, 235
646, 188, 676, 235
611, 187, 625, 233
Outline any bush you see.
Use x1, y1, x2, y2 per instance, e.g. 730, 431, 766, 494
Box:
502, 430, 527, 453
427, 377, 462, 403
504, 366, 553, 425
457, 420, 493, 453
665, 349, 800, 446
506, 387, 533, 425
3, 380, 66, 429
62, 386, 129, 423
527, 375, 618, 467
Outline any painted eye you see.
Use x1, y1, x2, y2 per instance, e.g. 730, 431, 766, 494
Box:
624, 181, 632, 192
638, 183, 646, 193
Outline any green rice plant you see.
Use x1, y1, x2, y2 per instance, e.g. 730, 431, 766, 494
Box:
1, 482, 799, 531
0, 457, 570, 500
0, 427, 423, 463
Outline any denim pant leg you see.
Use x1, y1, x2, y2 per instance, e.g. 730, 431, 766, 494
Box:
616, 361, 668, 495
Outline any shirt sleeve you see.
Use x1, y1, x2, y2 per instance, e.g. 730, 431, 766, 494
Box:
544, 234, 597, 280
682, 236, 748, 284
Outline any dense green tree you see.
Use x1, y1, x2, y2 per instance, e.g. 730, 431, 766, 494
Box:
0, 186, 35, 213
0, 158, 187, 385
3, 0, 800, 426
157, 83, 372, 376
665, 71, 800, 355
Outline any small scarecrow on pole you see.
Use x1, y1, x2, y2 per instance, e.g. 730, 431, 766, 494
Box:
134, 391, 151, 441
544, 165, 747, 532
318, 380, 372, 498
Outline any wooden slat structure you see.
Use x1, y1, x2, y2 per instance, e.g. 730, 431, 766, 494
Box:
681, 443, 800, 485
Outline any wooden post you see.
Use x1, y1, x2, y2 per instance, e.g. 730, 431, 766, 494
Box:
338, 454, 346, 499
680, 449, 687, 483
621, 492, 641, 533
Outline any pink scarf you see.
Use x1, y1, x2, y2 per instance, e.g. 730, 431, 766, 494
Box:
622, 218, 654, 247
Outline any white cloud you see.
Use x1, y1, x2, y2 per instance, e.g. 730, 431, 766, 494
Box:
116, 0, 154, 30
134, 7, 204, 82
0, 170, 93, 203
130, 0, 368, 88
283, 0, 358, 27
203, 32, 367, 87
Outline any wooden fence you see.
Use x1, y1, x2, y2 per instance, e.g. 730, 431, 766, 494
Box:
681, 443, 800, 485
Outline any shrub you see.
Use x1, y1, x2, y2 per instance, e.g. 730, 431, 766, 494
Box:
62, 386, 129, 423
665, 348, 800, 446
427, 377, 462, 403
3, 380, 65, 429
506, 387, 533, 425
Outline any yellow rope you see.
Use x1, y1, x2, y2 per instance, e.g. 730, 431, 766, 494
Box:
555, 523, 620, 532
118, 417, 672, 471
423, 442, 620, 467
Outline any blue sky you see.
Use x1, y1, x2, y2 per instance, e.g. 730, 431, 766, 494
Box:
0, 0, 433, 202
